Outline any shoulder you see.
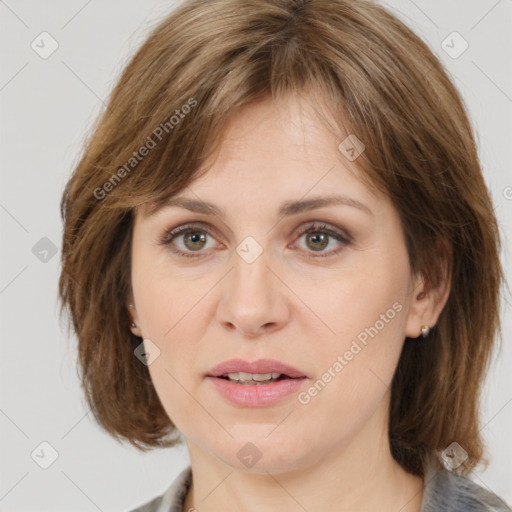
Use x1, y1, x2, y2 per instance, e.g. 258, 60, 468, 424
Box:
421, 460, 511, 512
128, 466, 192, 512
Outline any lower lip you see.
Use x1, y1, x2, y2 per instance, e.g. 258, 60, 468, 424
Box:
206, 376, 307, 407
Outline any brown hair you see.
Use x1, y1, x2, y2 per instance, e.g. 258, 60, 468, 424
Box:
59, 0, 504, 477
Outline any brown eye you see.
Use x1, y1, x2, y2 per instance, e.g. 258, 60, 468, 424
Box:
182, 231, 208, 251
294, 222, 351, 258
159, 223, 219, 258
305, 232, 329, 252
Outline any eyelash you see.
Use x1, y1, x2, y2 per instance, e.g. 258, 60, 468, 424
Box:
158, 221, 352, 259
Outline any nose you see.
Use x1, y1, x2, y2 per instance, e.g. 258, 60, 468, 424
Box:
216, 244, 290, 338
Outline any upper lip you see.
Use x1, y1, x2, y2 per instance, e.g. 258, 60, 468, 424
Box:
207, 358, 307, 378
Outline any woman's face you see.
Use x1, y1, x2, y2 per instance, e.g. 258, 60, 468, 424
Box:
130, 94, 428, 473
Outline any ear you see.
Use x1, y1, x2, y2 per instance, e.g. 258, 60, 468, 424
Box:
126, 295, 143, 337
405, 241, 452, 339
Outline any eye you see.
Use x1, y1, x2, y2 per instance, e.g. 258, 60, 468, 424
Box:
158, 221, 351, 259
158, 222, 221, 258
292, 222, 351, 258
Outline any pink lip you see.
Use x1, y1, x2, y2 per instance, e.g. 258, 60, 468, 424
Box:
207, 358, 307, 379
206, 358, 308, 407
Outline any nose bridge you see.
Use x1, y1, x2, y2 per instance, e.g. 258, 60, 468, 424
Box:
217, 235, 288, 336
231, 235, 274, 305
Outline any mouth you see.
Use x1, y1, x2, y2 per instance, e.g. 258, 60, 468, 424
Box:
206, 358, 308, 407
217, 372, 292, 385
207, 358, 307, 381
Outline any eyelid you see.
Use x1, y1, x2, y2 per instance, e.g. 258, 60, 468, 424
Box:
293, 222, 352, 244
157, 221, 219, 245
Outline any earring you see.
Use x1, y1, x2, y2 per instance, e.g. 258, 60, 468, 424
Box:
421, 325, 431, 338
130, 322, 137, 328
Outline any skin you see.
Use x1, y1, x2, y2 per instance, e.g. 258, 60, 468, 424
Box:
128, 92, 450, 512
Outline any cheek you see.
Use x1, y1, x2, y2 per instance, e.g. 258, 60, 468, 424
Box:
146, 357, 200, 437
294, 283, 408, 448
131, 256, 215, 430
140, 308, 204, 436
316, 247, 410, 350
131, 240, 201, 338
134, 274, 204, 385
304, 245, 410, 403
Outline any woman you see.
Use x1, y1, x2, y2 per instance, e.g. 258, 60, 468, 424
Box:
58, 0, 511, 510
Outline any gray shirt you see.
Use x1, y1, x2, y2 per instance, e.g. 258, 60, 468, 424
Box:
129, 462, 512, 512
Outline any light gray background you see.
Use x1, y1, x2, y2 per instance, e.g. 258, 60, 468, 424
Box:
1, 1, 511, 510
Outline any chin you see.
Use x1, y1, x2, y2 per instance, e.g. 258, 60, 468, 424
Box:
209, 428, 316, 475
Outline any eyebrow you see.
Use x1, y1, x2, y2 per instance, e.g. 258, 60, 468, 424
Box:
157, 194, 373, 218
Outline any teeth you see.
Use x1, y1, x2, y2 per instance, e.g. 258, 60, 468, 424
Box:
224, 372, 282, 383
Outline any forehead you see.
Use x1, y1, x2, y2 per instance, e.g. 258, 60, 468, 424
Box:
138, 92, 384, 219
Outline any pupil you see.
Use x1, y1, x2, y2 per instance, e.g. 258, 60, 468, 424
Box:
185, 232, 206, 250
307, 232, 328, 251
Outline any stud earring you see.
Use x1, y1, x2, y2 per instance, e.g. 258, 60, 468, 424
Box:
421, 325, 431, 338
130, 322, 137, 328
